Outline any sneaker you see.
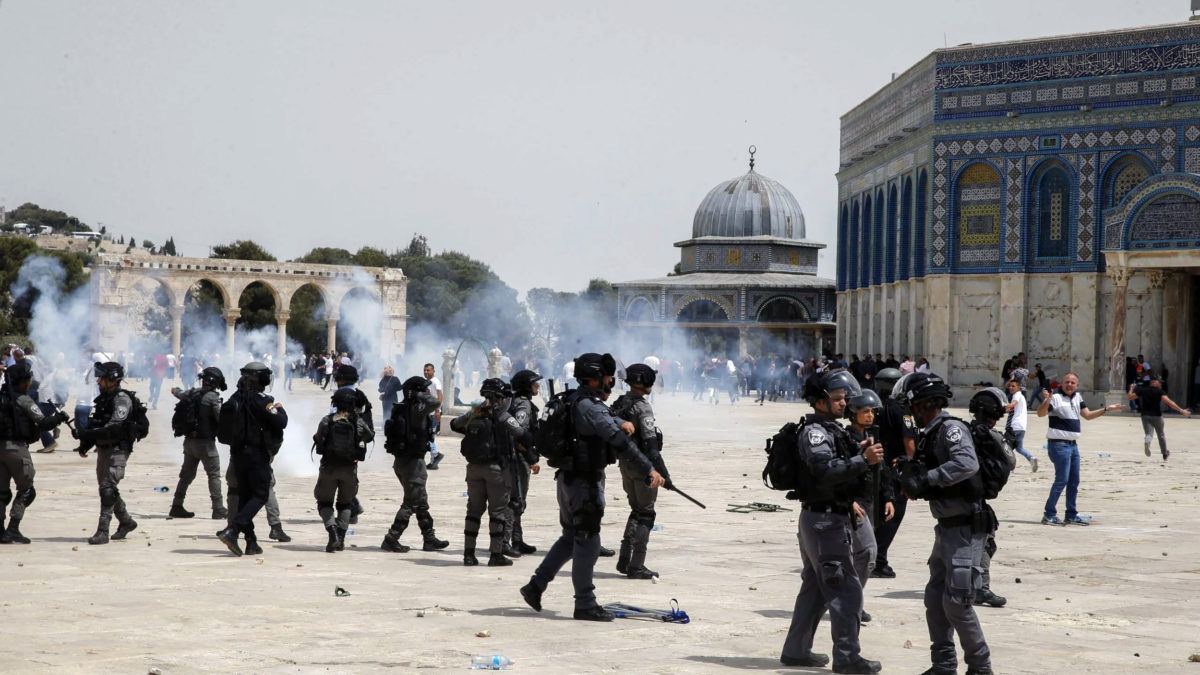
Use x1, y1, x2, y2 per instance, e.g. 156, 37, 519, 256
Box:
36, 443, 57, 454
1145, 444, 1152, 457
1064, 515, 1090, 526
1029, 456, 1038, 473
1163, 450, 1171, 461
1041, 515, 1064, 525
573, 606, 615, 622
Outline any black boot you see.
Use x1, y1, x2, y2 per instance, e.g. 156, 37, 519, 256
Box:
112, 518, 138, 540
973, 589, 1007, 608
216, 525, 243, 556
336, 527, 346, 551
597, 545, 615, 557
463, 549, 479, 566
426, 453, 442, 470
488, 552, 514, 566
626, 566, 658, 580
616, 541, 631, 574
781, 652, 831, 667
501, 543, 522, 558
88, 527, 110, 546
832, 655, 882, 674
169, 504, 195, 519
269, 523, 291, 542
422, 532, 449, 551
514, 540, 536, 554
244, 532, 263, 556
349, 498, 363, 525
382, 530, 410, 553
212, 506, 228, 520
0, 518, 10, 544
4, 517, 30, 545
326, 526, 339, 553
573, 606, 615, 621
519, 581, 542, 612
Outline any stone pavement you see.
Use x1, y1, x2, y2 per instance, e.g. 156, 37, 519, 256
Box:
2, 381, 1199, 673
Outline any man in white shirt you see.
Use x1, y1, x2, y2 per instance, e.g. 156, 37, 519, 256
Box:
1036, 373, 1122, 525
424, 363, 445, 470
1004, 379, 1037, 472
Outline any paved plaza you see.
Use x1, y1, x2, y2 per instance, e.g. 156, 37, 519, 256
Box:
3, 380, 1199, 673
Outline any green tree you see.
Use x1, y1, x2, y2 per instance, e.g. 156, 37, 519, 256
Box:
211, 240, 276, 261
161, 237, 177, 256
0, 238, 89, 337
285, 285, 326, 354
352, 246, 389, 268
293, 247, 353, 265
4, 203, 91, 233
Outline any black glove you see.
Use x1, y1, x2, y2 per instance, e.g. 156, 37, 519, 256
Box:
53, 411, 71, 425
70, 426, 80, 440
898, 460, 930, 499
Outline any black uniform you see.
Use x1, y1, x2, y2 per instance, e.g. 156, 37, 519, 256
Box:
525, 386, 656, 612
610, 391, 669, 577
226, 383, 288, 544
312, 410, 372, 548
381, 389, 445, 551
873, 397, 917, 573
78, 389, 139, 543
503, 395, 539, 552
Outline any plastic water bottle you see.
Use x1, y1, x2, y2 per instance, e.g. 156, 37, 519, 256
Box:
470, 654, 513, 670
1098, 452, 1111, 458
461, 491, 469, 497
651, 524, 664, 532
153, 486, 170, 493
346, 529, 355, 536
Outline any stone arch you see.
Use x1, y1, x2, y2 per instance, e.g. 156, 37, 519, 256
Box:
330, 284, 380, 319
674, 296, 732, 321
885, 183, 899, 282
1103, 173, 1200, 251
952, 160, 1003, 268
755, 295, 812, 322
849, 198, 862, 289
872, 188, 885, 285
837, 203, 849, 291
624, 296, 657, 322
915, 170, 929, 277
1102, 151, 1155, 209
1026, 157, 1075, 262
228, 278, 282, 312
900, 176, 913, 280
860, 192, 872, 288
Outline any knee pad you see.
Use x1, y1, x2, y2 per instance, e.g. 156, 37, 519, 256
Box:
335, 501, 352, 512
18, 486, 36, 507
99, 486, 119, 507
316, 500, 335, 511
0, 487, 11, 507
634, 508, 657, 529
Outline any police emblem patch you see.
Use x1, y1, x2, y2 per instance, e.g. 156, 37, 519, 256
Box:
642, 416, 655, 429
947, 426, 963, 443
807, 428, 827, 446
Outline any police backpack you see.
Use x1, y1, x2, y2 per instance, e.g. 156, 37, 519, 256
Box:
383, 401, 409, 455
459, 414, 499, 464
0, 390, 38, 443
216, 394, 247, 446
316, 414, 362, 464
762, 421, 813, 500
171, 390, 204, 438
970, 423, 1014, 500
121, 389, 151, 442
534, 390, 575, 469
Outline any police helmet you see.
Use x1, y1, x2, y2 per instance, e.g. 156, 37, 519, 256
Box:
622, 363, 657, 388
402, 376, 430, 393
4, 360, 33, 385
334, 364, 359, 384
803, 369, 863, 404
479, 378, 506, 400
331, 387, 358, 412
891, 373, 911, 402
239, 361, 272, 387
968, 387, 1007, 422
846, 388, 883, 416
94, 361, 125, 381
200, 366, 227, 391
875, 367, 903, 396
901, 372, 953, 410
574, 353, 617, 382
510, 369, 542, 396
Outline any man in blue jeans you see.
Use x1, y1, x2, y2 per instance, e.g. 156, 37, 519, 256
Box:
1036, 373, 1122, 525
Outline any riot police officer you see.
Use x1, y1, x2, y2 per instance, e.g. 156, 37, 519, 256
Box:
519, 353, 664, 622
216, 362, 289, 557
897, 372, 994, 675
0, 360, 69, 543
169, 366, 228, 520
75, 362, 142, 546
611, 363, 670, 580
380, 375, 449, 553
844, 388, 893, 624
313, 387, 373, 553
870, 367, 916, 579
967, 387, 1016, 610
451, 378, 530, 567
504, 369, 541, 556
331, 364, 370, 524
780, 370, 883, 674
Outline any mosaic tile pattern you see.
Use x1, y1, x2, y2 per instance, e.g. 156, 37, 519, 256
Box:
1005, 157, 1023, 263
1077, 153, 1097, 262
1102, 174, 1200, 248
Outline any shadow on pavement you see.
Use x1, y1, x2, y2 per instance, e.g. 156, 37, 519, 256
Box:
468, 606, 571, 620
877, 589, 924, 600
753, 608, 792, 619
684, 655, 798, 670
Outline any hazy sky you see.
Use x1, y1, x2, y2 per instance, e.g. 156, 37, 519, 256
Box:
0, 1, 1187, 294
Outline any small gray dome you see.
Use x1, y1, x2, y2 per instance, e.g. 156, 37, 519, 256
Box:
692, 169, 806, 240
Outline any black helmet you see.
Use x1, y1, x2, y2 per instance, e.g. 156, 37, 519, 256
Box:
4, 360, 33, 385
331, 387, 358, 412
94, 361, 125, 381
574, 353, 616, 382
402, 376, 430, 393
480, 378, 506, 399
846, 389, 883, 416
968, 387, 1007, 421
334, 364, 359, 384
200, 366, 227, 391
623, 363, 657, 387
875, 367, 902, 391
510, 369, 542, 395
901, 372, 953, 410
803, 369, 862, 403
239, 361, 272, 387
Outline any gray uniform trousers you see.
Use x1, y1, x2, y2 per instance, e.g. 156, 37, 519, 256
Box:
619, 459, 658, 570
314, 463, 358, 530
0, 445, 35, 521
851, 507, 878, 586
388, 456, 436, 537
173, 437, 224, 510
530, 472, 605, 610
225, 463, 281, 527
504, 460, 531, 546
925, 523, 991, 671
782, 509, 864, 667
95, 447, 133, 529
464, 462, 509, 554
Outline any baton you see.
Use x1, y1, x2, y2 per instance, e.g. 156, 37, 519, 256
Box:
663, 479, 706, 509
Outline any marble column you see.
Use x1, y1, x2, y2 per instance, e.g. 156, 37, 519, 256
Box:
737, 325, 749, 358
170, 305, 185, 360
1106, 266, 1132, 399
1143, 270, 1166, 371
441, 346, 457, 416
275, 311, 291, 361
223, 308, 241, 359
326, 317, 338, 354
